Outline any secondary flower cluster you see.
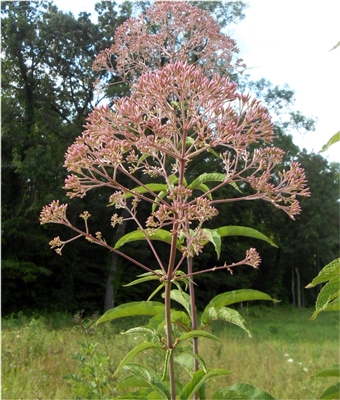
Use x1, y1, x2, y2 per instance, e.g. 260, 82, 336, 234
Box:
93, 1, 244, 82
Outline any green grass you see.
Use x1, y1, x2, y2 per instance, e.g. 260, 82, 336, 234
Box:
1, 306, 339, 399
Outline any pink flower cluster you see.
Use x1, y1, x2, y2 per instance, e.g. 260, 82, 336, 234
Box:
93, 1, 244, 82
40, 1, 310, 274
61, 61, 309, 222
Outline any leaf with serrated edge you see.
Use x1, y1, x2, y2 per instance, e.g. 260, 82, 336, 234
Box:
96, 301, 164, 324
115, 388, 156, 399
168, 289, 191, 317
201, 306, 252, 337
202, 289, 279, 314
123, 363, 170, 400
213, 382, 275, 399
319, 131, 340, 153
115, 229, 183, 251
123, 275, 161, 287
123, 326, 159, 340
180, 368, 231, 399
171, 310, 191, 331
114, 342, 162, 377
116, 375, 149, 390
179, 330, 221, 343
216, 226, 277, 247
124, 184, 168, 199
323, 296, 340, 312
202, 228, 221, 259
320, 383, 340, 400
330, 41, 340, 51
309, 276, 340, 320
188, 172, 226, 191
313, 366, 340, 378
175, 350, 208, 374
306, 258, 340, 288
146, 313, 166, 332
194, 183, 213, 199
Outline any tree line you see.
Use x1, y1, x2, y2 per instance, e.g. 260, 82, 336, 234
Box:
1, 1, 339, 315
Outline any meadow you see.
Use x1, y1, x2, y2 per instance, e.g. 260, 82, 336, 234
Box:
1, 305, 339, 399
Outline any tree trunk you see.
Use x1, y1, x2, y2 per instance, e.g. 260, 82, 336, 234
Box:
295, 267, 301, 308
104, 208, 129, 312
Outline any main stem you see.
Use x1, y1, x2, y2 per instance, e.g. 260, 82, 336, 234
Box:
164, 280, 176, 399
188, 256, 199, 400
165, 222, 179, 400
164, 135, 187, 398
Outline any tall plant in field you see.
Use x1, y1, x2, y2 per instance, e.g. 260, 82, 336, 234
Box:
40, 3, 310, 398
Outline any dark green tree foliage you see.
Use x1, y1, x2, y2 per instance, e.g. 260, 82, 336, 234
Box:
191, 1, 247, 27
1, 1, 132, 314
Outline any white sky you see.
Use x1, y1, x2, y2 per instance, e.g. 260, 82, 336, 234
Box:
54, 0, 340, 163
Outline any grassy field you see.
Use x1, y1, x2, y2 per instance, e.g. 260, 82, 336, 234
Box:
1, 305, 339, 399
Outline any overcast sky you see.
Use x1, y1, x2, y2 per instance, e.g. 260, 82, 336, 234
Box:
54, 0, 340, 163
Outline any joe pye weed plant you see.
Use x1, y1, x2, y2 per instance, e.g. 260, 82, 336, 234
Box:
40, 2, 310, 399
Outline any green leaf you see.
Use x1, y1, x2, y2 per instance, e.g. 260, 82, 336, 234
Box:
306, 258, 340, 288
188, 172, 226, 191
123, 326, 160, 339
200, 306, 252, 337
116, 387, 165, 399
178, 330, 221, 343
168, 289, 191, 317
213, 389, 248, 399
175, 350, 208, 374
208, 148, 220, 158
202, 228, 222, 259
116, 375, 149, 390
123, 363, 170, 400
319, 131, 340, 153
115, 229, 182, 251
96, 301, 164, 324
201, 226, 278, 258
229, 181, 243, 193
123, 275, 161, 287
146, 313, 167, 332
330, 41, 340, 51
170, 310, 191, 331
124, 184, 168, 199
213, 383, 275, 399
310, 275, 340, 320
322, 296, 340, 312
152, 190, 168, 212
116, 388, 157, 399
320, 383, 340, 399
313, 366, 340, 378
114, 342, 162, 377
145, 310, 191, 333
147, 283, 166, 302
216, 226, 277, 248
202, 289, 279, 311
172, 275, 190, 292
194, 183, 213, 199
180, 368, 231, 399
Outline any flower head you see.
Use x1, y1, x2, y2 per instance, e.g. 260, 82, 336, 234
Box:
93, 1, 244, 82
40, 201, 68, 225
